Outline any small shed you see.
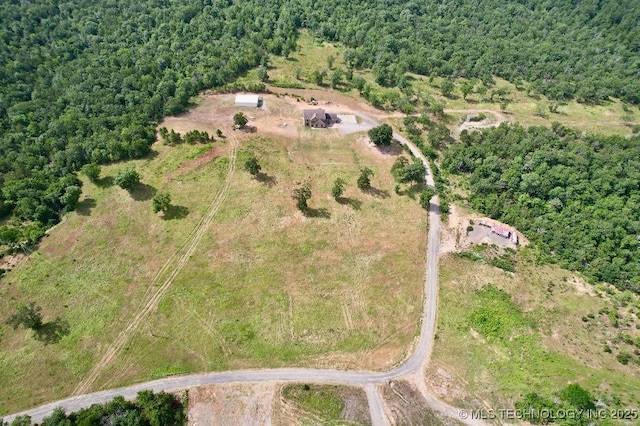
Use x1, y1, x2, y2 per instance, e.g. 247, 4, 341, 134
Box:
235, 94, 262, 108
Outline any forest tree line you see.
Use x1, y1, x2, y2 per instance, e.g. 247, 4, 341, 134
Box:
1, 0, 639, 251
443, 123, 640, 292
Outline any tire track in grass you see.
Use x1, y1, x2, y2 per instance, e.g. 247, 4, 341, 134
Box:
72, 137, 238, 396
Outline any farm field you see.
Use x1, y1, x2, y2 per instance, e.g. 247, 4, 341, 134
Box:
0, 94, 427, 414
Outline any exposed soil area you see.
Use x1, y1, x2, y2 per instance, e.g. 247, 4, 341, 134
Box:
188, 383, 276, 426
440, 204, 527, 255
0, 253, 26, 270
380, 379, 464, 425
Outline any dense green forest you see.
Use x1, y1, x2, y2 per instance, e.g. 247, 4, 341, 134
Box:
0, 0, 297, 246
308, 0, 640, 104
1, 390, 185, 425
1, 0, 638, 250
443, 123, 640, 292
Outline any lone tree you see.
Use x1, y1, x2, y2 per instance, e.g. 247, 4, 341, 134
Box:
441, 78, 455, 98
460, 80, 474, 100
257, 66, 269, 82
327, 54, 335, 69
233, 112, 248, 128
404, 158, 426, 184
114, 167, 140, 190
292, 181, 312, 212
7, 302, 43, 332
391, 157, 410, 182
311, 68, 326, 86
392, 157, 425, 184
81, 163, 101, 183
244, 156, 261, 176
357, 167, 374, 190
368, 124, 393, 146
152, 192, 171, 214
331, 177, 346, 200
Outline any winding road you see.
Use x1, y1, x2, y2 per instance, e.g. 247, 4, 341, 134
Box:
3, 113, 489, 425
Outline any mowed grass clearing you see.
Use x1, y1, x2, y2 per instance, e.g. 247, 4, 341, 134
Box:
0, 140, 230, 413
0, 95, 427, 413
92, 119, 427, 390
427, 254, 640, 415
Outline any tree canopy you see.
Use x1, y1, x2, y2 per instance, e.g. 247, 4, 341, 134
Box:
1, 0, 639, 251
368, 124, 393, 146
35, 391, 186, 426
443, 123, 640, 292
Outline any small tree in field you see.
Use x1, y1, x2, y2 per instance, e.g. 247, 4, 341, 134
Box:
332, 178, 346, 200
357, 167, 373, 190
81, 163, 101, 183
233, 112, 248, 128
460, 80, 474, 100
244, 156, 261, 176
292, 181, 312, 212
152, 192, 171, 214
114, 167, 140, 190
441, 78, 455, 98
7, 302, 43, 332
368, 124, 393, 146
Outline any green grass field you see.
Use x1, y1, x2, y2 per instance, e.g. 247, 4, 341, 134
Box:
0, 95, 426, 413
428, 253, 640, 419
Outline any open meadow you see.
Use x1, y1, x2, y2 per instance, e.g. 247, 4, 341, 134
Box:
426, 252, 640, 417
0, 94, 427, 413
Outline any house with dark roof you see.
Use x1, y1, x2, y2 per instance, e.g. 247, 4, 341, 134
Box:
303, 108, 340, 128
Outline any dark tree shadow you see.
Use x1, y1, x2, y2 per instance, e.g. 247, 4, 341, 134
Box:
239, 125, 258, 133
376, 142, 403, 156
76, 198, 96, 216
161, 205, 189, 220
96, 176, 114, 188
305, 207, 331, 219
144, 150, 160, 160
364, 187, 390, 199
130, 183, 157, 201
256, 172, 277, 187
402, 184, 425, 200
337, 197, 362, 210
35, 318, 70, 345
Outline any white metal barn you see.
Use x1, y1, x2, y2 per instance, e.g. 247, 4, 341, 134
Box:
234, 94, 261, 107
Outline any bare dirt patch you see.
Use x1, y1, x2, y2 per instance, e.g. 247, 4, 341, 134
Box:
440, 203, 527, 255
0, 253, 26, 270
188, 382, 276, 426
380, 380, 464, 425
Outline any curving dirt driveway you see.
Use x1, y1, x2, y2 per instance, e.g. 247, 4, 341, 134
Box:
3, 112, 490, 426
